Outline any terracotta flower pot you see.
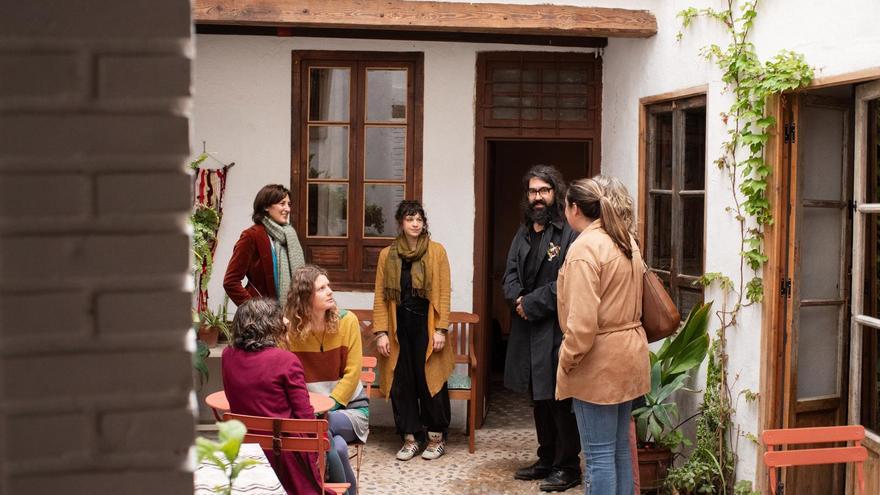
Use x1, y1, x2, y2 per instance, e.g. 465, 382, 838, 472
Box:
198, 324, 220, 348
638, 446, 673, 493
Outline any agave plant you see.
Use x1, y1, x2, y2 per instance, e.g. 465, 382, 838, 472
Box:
634, 301, 712, 449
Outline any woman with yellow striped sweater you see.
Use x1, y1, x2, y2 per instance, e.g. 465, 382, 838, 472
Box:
283, 264, 367, 495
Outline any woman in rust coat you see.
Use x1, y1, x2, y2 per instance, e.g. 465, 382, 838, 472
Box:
224, 184, 305, 306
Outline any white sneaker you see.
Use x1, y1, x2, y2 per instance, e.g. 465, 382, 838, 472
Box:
421, 431, 446, 460
396, 434, 420, 461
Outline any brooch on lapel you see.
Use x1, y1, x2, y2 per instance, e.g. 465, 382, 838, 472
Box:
547, 242, 561, 261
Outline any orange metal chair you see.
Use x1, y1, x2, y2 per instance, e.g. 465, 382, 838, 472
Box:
762, 425, 867, 495
223, 412, 350, 494
347, 355, 377, 485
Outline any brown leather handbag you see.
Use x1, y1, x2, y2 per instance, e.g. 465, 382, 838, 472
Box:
641, 266, 680, 343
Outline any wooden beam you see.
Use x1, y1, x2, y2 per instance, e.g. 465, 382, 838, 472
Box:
193, 0, 657, 39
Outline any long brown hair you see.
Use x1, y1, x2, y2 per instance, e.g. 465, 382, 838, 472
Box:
283, 264, 339, 342
592, 174, 639, 243
566, 177, 634, 259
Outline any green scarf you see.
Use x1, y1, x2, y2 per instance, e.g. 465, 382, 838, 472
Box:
384, 234, 431, 303
262, 217, 305, 301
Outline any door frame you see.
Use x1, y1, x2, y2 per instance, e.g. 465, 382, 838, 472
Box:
760, 68, 880, 492
472, 51, 602, 426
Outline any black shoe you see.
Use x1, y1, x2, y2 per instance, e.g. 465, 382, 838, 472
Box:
538, 469, 581, 492
514, 461, 553, 480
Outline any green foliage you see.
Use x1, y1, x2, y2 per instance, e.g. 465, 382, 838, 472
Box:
200, 295, 232, 342
633, 302, 712, 450
673, 3, 814, 492
193, 336, 211, 390
196, 420, 258, 495
364, 204, 386, 234
191, 205, 221, 291
666, 342, 734, 494
190, 152, 209, 170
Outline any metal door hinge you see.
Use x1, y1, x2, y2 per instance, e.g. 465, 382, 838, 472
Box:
783, 123, 796, 144
780, 278, 792, 297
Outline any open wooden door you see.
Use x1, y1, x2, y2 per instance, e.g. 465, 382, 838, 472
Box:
780, 92, 854, 494
848, 79, 880, 494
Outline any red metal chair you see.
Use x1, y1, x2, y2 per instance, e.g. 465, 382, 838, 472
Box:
762, 425, 867, 495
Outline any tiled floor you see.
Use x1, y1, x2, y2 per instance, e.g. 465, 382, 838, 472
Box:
358, 383, 583, 495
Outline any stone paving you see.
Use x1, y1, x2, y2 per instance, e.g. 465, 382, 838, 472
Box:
358, 384, 583, 495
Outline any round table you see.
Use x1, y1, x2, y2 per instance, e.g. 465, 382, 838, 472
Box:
205, 390, 335, 420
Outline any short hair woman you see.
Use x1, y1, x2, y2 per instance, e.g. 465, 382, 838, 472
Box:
223, 184, 305, 306
372, 200, 453, 461
221, 298, 328, 495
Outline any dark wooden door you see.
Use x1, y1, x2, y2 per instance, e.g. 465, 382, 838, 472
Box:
487, 140, 591, 358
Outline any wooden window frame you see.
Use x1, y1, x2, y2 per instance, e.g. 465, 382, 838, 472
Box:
291, 51, 424, 291
638, 91, 707, 315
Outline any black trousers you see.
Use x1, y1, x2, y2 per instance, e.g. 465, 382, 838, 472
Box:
391, 304, 451, 440
534, 398, 581, 473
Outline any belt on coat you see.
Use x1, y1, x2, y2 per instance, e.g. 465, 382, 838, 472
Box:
596, 320, 642, 335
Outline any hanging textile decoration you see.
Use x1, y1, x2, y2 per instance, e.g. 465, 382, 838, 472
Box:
192, 155, 234, 313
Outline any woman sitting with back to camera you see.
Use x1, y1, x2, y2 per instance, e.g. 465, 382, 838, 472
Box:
221, 297, 334, 495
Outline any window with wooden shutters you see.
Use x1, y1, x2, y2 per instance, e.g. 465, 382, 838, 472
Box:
292, 51, 423, 290
479, 53, 601, 131
644, 95, 706, 316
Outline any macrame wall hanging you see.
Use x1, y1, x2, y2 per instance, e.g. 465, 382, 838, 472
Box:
192, 143, 235, 313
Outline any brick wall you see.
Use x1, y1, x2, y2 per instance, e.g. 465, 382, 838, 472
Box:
0, 2, 195, 494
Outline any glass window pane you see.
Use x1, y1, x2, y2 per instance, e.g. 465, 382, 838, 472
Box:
801, 104, 846, 201
649, 193, 672, 272
859, 327, 880, 433
309, 68, 350, 122
865, 213, 880, 319
678, 288, 704, 320
796, 305, 842, 399
492, 107, 518, 120
681, 196, 704, 276
364, 184, 405, 237
365, 126, 406, 181
559, 67, 587, 83
307, 184, 348, 237
492, 68, 520, 82
308, 126, 348, 179
684, 106, 706, 190
801, 207, 844, 300
366, 69, 407, 122
652, 112, 673, 189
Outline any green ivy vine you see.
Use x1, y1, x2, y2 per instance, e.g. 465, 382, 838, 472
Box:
669, 1, 813, 493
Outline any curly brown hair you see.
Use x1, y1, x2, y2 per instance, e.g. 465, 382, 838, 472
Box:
283, 264, 339, 342
230, 298, 285, 352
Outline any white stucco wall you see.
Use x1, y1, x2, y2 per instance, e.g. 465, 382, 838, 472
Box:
601, 0, 880, 486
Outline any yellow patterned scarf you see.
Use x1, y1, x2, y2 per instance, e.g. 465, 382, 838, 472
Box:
383, 234, 431, 303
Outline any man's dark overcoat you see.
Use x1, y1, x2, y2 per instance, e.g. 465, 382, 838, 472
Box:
502, 218, 578, 401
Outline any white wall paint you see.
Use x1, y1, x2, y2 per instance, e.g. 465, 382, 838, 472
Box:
602, 0, 880, 485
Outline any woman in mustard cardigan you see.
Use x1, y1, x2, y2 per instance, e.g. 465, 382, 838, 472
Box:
373, 200, 452, 461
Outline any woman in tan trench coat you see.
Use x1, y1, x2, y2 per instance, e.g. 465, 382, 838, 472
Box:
556, 177, 650, 495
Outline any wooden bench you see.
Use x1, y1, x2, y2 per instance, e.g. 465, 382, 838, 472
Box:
349, 309, 480, 453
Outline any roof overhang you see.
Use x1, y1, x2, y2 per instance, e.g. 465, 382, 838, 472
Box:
193, 0, 656, 47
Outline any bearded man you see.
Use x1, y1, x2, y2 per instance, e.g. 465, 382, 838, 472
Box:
503, 164, 581, 492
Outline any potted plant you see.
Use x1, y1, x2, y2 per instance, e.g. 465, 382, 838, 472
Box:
199, 295, 231, 348
633, 301, 712, 492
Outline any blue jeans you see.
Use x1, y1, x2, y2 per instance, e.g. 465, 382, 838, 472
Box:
572, 399, 633, 495
328, 411, 358, 495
